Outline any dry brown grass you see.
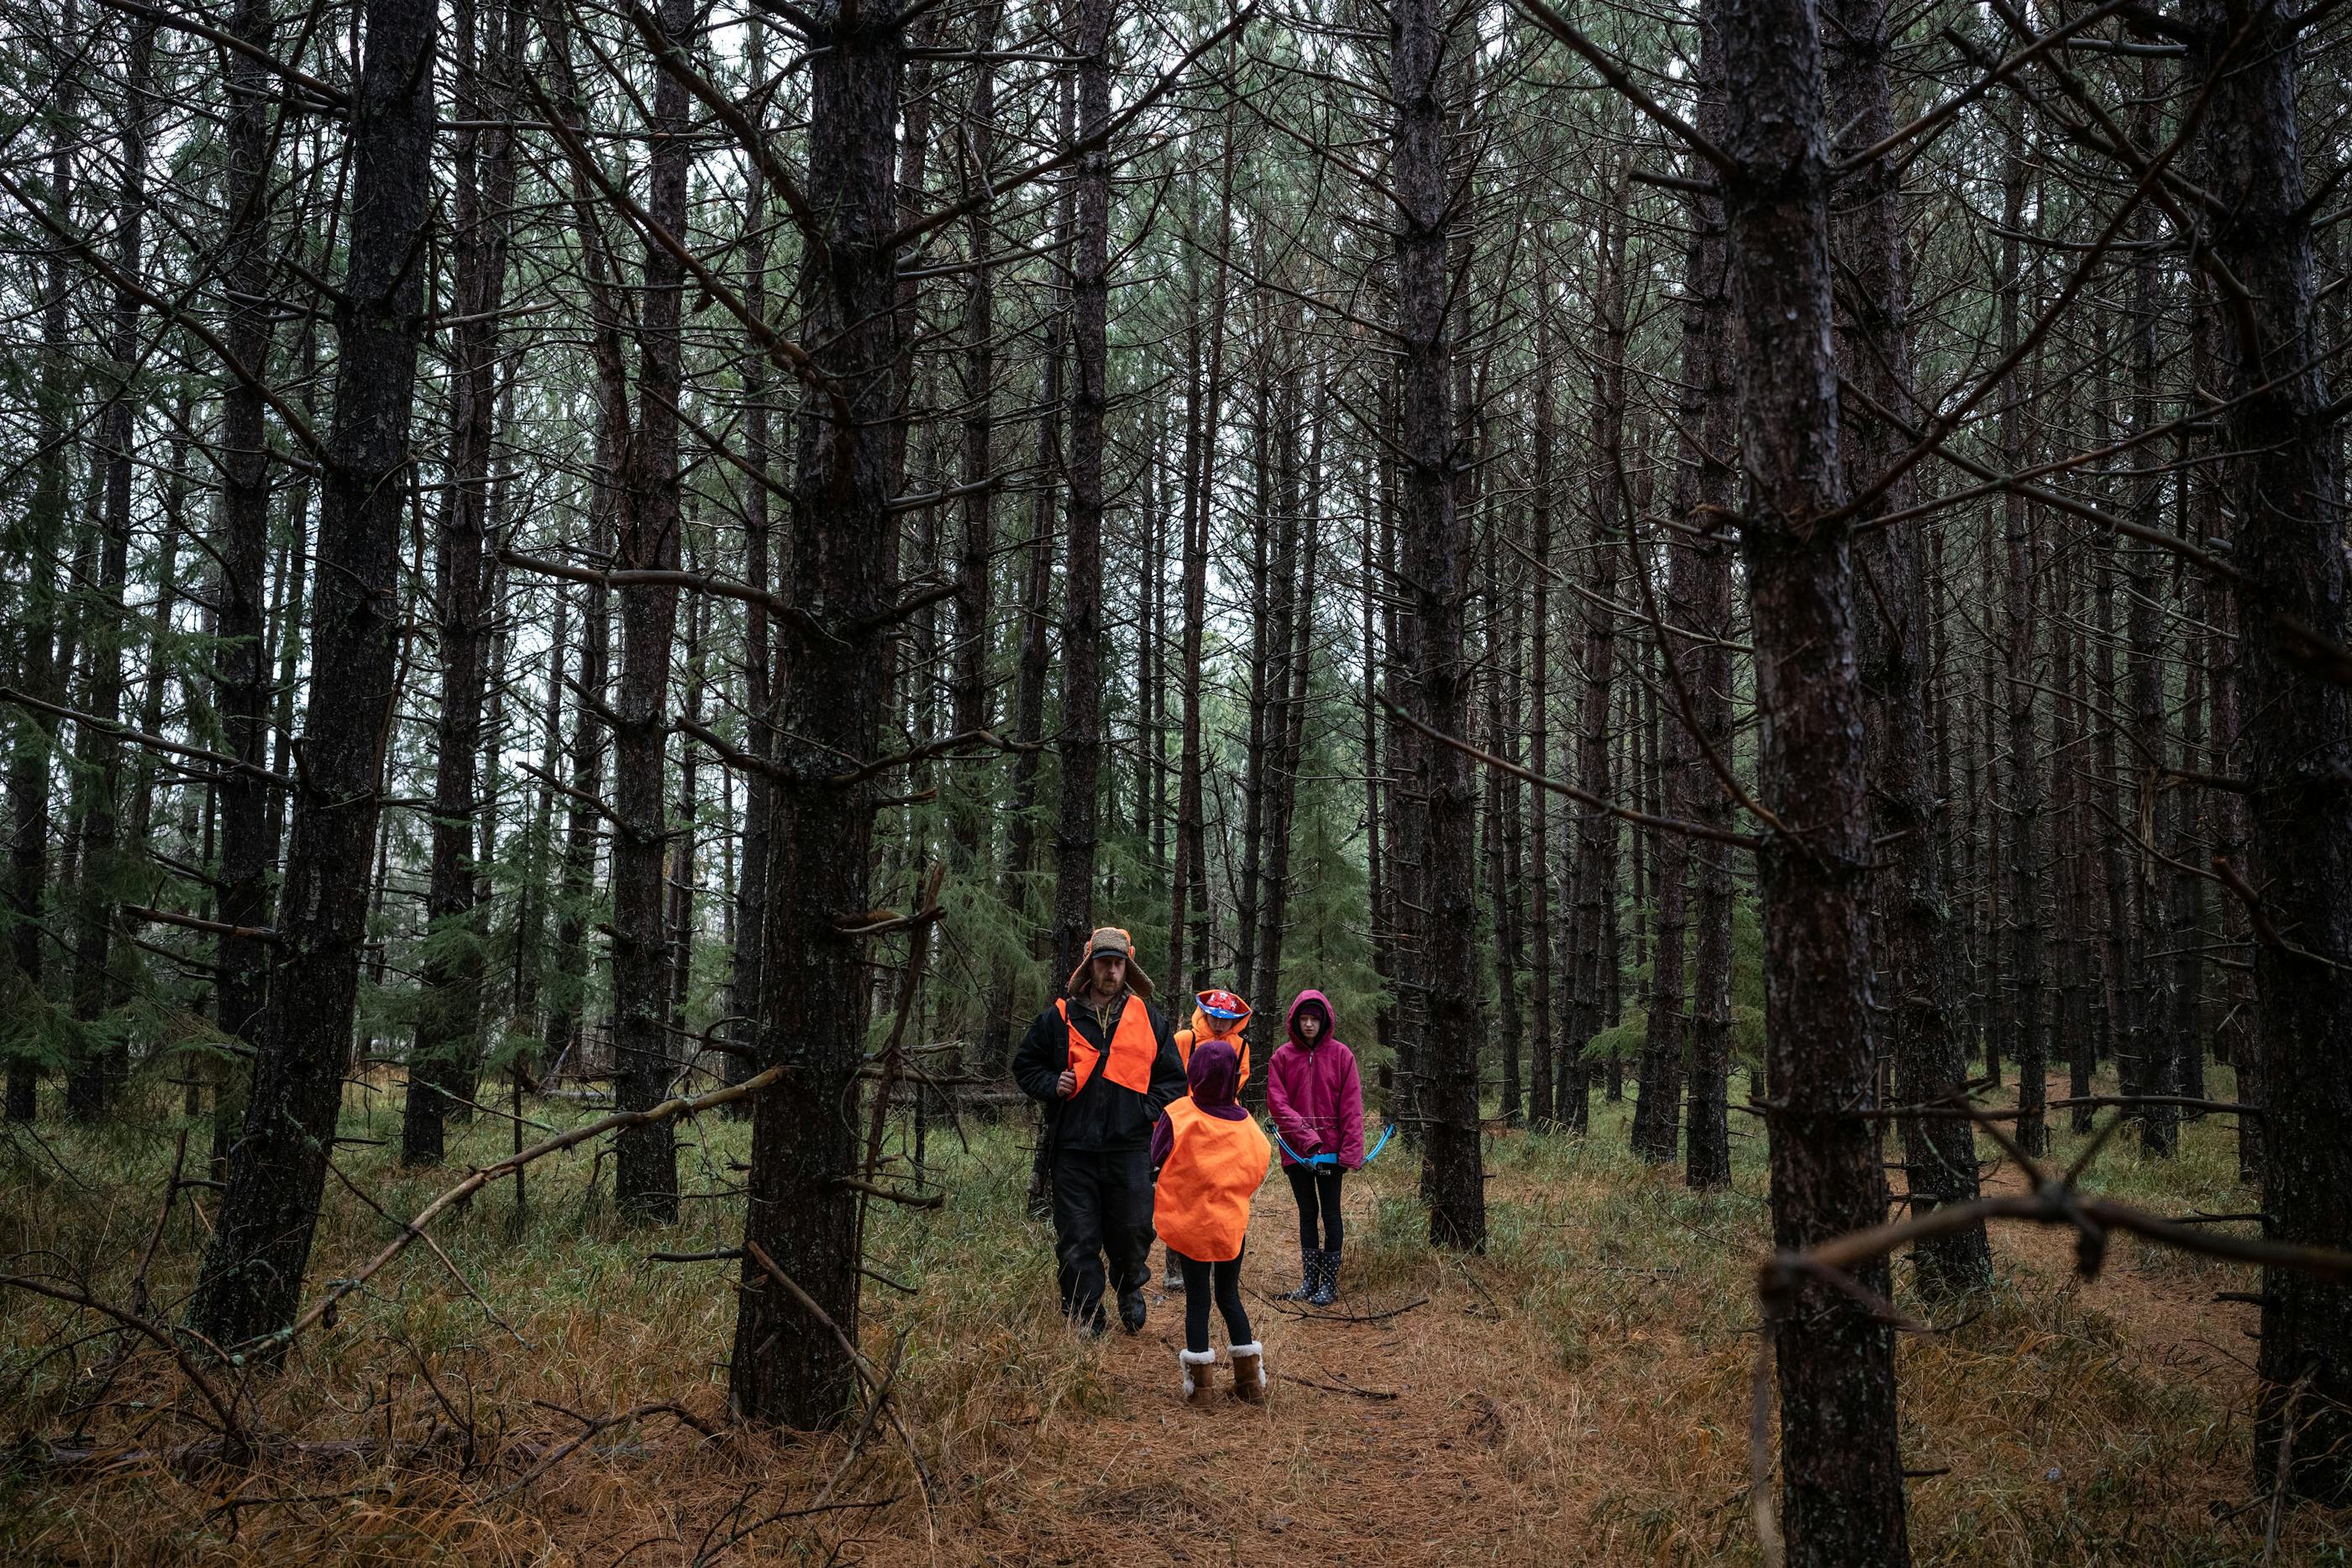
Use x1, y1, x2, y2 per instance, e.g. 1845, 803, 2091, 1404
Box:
3, 1066, 2344, 1565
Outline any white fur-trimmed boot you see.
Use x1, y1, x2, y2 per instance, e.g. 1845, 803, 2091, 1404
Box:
1180, 1347, 1219, 1405
1228, 1342, 1267, 1403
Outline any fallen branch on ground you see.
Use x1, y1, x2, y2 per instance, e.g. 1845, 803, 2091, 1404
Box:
263, 1066, 785, 1355
1278, 1371, 1399, 1400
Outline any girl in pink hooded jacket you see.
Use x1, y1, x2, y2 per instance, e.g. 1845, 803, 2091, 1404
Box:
1263, 989, 1362, 1306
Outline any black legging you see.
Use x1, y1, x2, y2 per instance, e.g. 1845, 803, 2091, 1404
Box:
1285, 1164, 1344, 1251
1176, 1249, 1252, 1353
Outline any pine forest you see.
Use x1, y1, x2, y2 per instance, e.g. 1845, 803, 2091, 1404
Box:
3, 0, 2351, 1560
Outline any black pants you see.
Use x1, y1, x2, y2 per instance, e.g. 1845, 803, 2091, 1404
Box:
1049, 1144, 1152, 1330
1286, 1164, 1345, 1251
1175, 1249, 1252, 1353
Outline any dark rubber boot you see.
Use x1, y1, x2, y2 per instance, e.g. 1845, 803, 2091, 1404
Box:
1307, 1248, 1339, 1308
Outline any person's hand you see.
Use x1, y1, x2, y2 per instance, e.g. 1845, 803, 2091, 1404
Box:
1056, 1067, 1077, 1098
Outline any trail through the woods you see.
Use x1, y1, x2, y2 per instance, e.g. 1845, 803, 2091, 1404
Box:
846, 1086, 2283, 1567
921, 1170, 1528, 1565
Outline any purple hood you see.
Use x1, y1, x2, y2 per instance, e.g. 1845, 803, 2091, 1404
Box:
1186, 1037, 1247, 1120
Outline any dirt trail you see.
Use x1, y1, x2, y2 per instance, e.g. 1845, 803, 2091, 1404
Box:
895, 1162, 1572, 1567
865, 1088, 2289, 1566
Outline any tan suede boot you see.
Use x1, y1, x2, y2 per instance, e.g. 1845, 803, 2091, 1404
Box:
1228, 1341, 1267, 1403
1180, 1348, 1218, 1406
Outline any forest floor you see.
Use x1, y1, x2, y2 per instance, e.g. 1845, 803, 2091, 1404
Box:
4, 1066, 2349, 1566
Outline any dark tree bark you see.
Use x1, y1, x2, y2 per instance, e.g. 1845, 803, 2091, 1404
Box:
1235, 374, 1275, 1008
517, 580, 569, 1043
1527, 244, 1557, 1130
1257, 359, 1318, 1005
2211, 569, 2260, 1183
0, 8, 80, 1125
407, 0, 519, 1165
2051, 541, 2097, 1134
2124, 104, 2176, 1156
949, 1, 1001, 892
1824, 0, 1990, 1292
1172, 106, 1233, 999
729, 0, 907, 1429
669, 590, 706, 1037
1562, 198, 1627, 1135
1996, 98, 2047, 1156
1393, 0, 1482, 1249
1380, 368, 1425, 1135
608, 0, 693, 1223
1673, 30, 1737, 1188
1489, 518, 1526, 1130
187, 0, 437, 1350
2188, 0, 2352, 1502
207, 0, 282, 1130
726, 17, 776, 1095
61, 13, 155, 1120
1631, 375, 1694, 1165
1047, 0, 1113, 989
1719, 0, 1910, 1555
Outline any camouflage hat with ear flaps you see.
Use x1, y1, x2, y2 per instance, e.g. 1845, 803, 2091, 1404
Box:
1067, 926, 1154, 1000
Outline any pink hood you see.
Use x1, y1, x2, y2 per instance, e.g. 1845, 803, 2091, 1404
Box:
1265, 989, 1364, 1168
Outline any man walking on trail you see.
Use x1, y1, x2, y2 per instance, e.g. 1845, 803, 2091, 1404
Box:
1014, 927, 1185, 1335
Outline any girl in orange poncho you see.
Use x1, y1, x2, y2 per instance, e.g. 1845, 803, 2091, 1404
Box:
1149, 1037, 1272, 1403
1159, 989, 1252, 1289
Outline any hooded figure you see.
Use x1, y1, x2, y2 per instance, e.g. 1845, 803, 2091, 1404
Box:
1263, 989, 1364, 1306
1266, 990, 1364, 1168
1148, 1038, 1270, 1403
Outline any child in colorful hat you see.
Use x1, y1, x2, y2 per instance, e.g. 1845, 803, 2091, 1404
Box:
1161, 989, 1252, 1290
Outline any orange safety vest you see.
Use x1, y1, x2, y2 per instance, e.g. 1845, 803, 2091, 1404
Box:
1154, 1099, 1272, 1263
1055, 994, 1158, 1097
1174, 1020, 1251, 1088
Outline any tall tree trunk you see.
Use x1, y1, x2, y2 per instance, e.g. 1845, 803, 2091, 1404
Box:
1627, 552, 1683, 1166
188, 0, 436, 1350
1379, 369, 1424, 1132
2211, 557, 2260, 1183
407, 0, 518, 1163
1, 3, 81, 1124
1719, 0, 1909, 1555
2124, 112, 2176, 1156
2189, 0, 2352, 1502
1393, 0, 1482, 1247
1824, 0, 1990, 1290
1173, 108, 1234, 999
1047, 0, 1113, 988
1257, 357, 1316, 1004
62, 13, 155, 1120
517, 581, 568, 1042
609, 0, 692, 1221
1235, 375, 1274, 1007
1564, 198, 1627, 1134
1488, 518, 1525, 1129
1997, 99, 2047, 1156
727, 18, 776, 1092
669, 589, 706, 1037
1527, 242, 1557, 1130
206, 0, 283, 1135
1665, 21, 1738, 1193
2052, 542, 2097, 1133
730, 0, 906, 1428
949, 2, 1001, 891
